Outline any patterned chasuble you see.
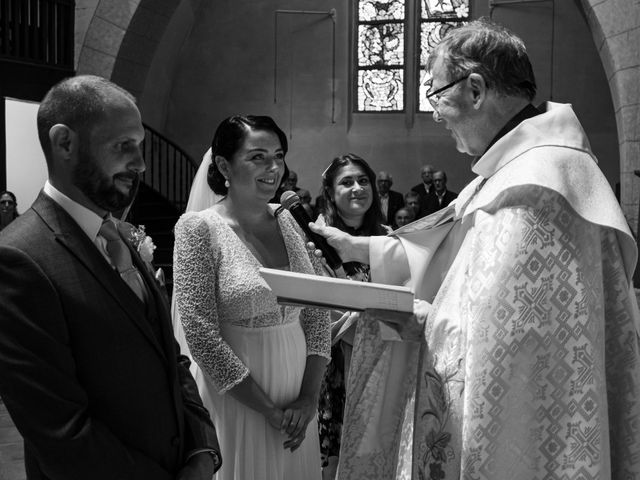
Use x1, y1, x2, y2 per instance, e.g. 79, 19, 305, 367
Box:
411, 184, 640, 480
348, 103, 640, 480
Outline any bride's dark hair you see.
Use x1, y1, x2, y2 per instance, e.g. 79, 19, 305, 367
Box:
207, 115, 289, 195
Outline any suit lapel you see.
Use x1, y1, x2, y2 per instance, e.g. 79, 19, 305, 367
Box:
125, 235, 173, 364
32, 193, 166, 358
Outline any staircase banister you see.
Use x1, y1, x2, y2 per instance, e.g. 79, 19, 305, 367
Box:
142, 122, 199, 169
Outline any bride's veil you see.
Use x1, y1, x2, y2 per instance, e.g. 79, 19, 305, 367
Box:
171, 148, 221, 364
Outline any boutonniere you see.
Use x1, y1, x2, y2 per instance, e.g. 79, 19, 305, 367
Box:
129, 224, 156, 263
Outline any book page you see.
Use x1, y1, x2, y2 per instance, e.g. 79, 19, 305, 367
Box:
259, 268, 414, 313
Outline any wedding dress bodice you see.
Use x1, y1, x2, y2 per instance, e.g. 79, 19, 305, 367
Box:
173, 206, 330, 393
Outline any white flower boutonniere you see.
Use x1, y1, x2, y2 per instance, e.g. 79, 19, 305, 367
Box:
129, 225, 156, 263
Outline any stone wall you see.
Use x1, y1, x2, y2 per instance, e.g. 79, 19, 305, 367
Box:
580, 0, 640, 230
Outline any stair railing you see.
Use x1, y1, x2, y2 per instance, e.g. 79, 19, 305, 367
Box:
141, 123, 198, 213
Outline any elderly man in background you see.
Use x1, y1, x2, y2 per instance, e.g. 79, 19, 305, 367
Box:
311, 18, 640, 480
432, 170, 457, 211
403, 191, 422, 218
376, 171, 405, 226
410, 164, 438, 217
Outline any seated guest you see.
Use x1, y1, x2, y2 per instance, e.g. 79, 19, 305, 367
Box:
376, 171, 404, 226
404, 191, 422, 218
0, 191, 19, 231
283, 169, 300, 193
173, 115, 330, 480
316, 154, 386, 479
410, 164, 438, 217
393, 206, 415, 229
297, 187, 314, 219
313, 192, 327, 219
432, 170, 457, 210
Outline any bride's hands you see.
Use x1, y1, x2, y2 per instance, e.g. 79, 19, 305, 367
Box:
265, 407, 285, 431
279, 395, 317, 451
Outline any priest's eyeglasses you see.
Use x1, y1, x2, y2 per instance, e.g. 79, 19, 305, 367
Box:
425, 74, 470, 110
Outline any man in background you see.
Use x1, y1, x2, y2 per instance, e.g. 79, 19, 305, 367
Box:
0, 75, 220, 479
432, 170, 457, 211
410, 164, 438, 217
403, 191, 422, 218
392, 207, 415, 229
297, 187, 315, 219
376, 171, 404, 225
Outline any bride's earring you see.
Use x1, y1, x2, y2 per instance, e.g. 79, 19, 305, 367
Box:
224, 178, 230, 188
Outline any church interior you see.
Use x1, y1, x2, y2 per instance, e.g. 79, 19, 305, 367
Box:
0, 1, 639, 478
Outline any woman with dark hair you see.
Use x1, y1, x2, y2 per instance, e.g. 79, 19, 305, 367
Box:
316, 154, 386, 478
172, 115, 330, 479
318, 154, 386, 280
0, 191, 19, 231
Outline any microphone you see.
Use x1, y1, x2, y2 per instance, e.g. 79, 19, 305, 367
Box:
280, 191, 343, 271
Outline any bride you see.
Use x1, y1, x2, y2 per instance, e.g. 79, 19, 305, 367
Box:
172, 115, 330, 479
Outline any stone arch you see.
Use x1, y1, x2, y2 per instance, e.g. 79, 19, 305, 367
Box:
75, 0, 139, 78
75, 0, 180, 99
579, 0, 640, 227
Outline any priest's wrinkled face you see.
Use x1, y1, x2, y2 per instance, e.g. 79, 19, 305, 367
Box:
428, 53, 484, 156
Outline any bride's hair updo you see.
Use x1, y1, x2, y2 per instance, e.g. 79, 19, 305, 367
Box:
207, 115, 289, 195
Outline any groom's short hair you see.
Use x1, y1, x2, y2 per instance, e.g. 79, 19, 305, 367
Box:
37, 75, 136, 164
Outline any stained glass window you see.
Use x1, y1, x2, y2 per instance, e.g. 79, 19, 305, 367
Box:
356, 0, 405, 111
418, 0, 470, 111
355, 0, 470, 113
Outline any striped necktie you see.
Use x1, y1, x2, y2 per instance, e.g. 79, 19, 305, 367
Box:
99, 218, 147, 303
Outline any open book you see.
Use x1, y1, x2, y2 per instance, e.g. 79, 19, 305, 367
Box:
259, 267, 415, 313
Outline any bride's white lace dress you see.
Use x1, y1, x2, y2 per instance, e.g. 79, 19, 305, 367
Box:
173, 206, 330, 480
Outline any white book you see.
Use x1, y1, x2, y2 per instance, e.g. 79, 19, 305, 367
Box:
259, 267, 414, 313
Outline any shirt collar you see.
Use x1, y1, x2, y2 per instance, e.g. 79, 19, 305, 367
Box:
43, 181, 104, 242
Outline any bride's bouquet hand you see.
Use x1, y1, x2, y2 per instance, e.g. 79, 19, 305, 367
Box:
265, 407, 285, 432
283, 431, 306, 452
280, 395, 316, 442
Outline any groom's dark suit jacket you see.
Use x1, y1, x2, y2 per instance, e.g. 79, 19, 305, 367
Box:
0, 192, 219, 480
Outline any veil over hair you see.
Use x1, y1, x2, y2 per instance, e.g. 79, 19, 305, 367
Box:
172, 148, 222, 364
186, 148, 222, 212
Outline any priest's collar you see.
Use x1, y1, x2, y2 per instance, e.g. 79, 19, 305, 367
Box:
484, 103, 541, 154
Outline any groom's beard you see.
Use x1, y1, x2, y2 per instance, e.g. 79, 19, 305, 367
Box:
73, 146, 140, 212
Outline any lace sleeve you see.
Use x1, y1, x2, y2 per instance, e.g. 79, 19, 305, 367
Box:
173, 213, 249, 393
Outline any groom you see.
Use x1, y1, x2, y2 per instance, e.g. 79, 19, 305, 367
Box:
0, 75, 221, 479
